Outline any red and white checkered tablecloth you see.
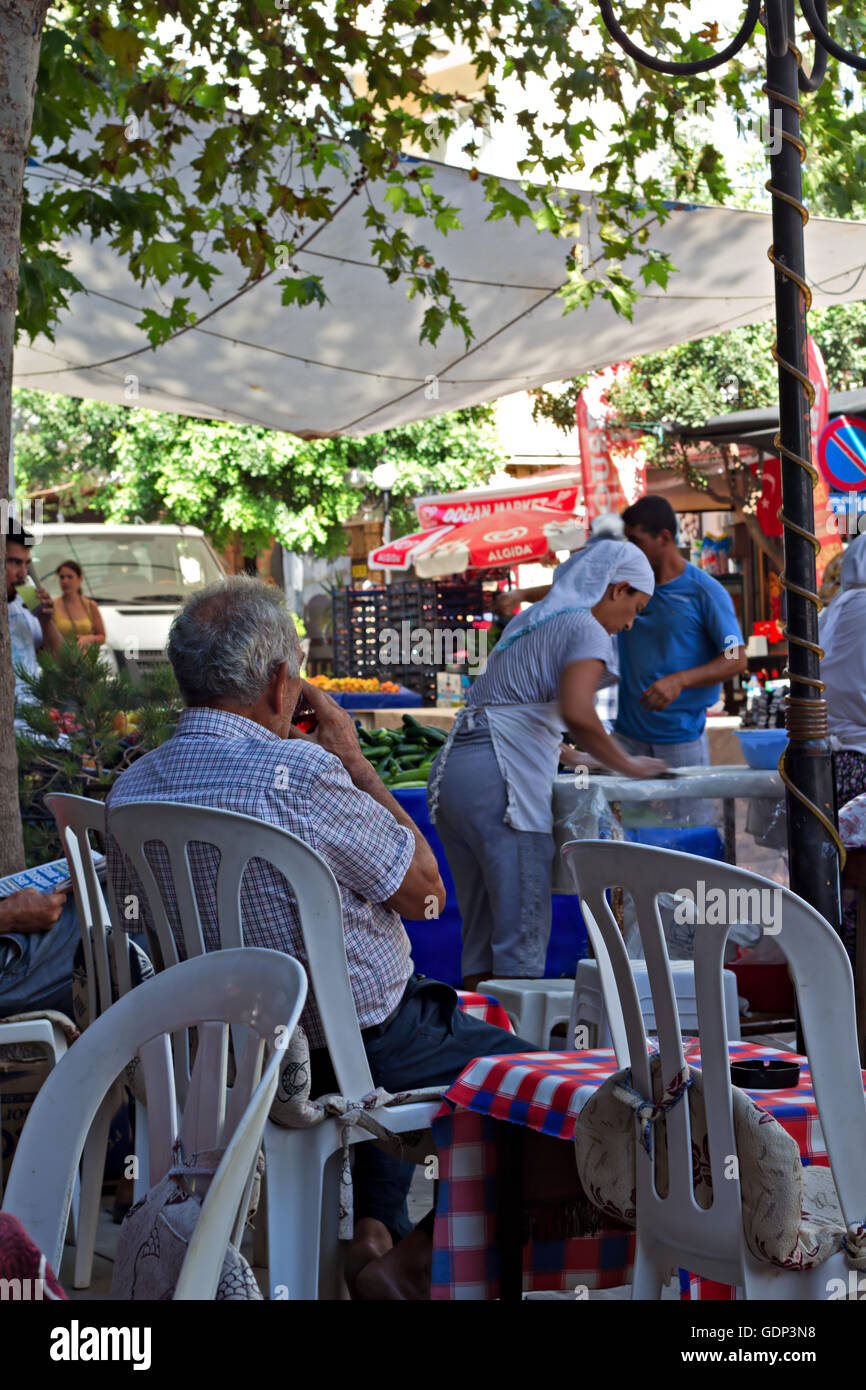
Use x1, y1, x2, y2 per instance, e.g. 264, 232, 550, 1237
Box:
453, 991, 514, 1034
431, 1041, 841, 1301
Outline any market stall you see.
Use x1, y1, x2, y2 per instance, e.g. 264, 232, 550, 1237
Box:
327, 470, 587, 710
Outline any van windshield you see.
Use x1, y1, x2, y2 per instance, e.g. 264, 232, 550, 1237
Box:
31, 533, 224, 604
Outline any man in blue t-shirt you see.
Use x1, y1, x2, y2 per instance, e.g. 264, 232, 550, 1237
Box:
615, 495, 747, 768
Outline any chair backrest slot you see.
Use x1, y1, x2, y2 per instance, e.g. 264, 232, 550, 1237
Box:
178, 1021, 229, 1160
46, 795, 117, 1020
139, 1033, 178, 1185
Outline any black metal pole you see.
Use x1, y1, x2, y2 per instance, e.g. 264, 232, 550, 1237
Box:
765, 0, 842, 946
594, 1, 851, 976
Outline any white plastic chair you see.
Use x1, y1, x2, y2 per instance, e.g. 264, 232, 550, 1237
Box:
45, 793, 150, 1289
3, 947, 306, 1299
108, 801, 444, 1300
571, 958, 741, 1051
476, 978, 573, 1049
0, 827, 79, 1211
0, 1019, 69, 1208
563, 839, 866, 1299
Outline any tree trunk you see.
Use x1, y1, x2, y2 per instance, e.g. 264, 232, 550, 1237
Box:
0, 0, 49, 874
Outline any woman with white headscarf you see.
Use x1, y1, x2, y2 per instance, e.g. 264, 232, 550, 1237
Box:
819, 534, 866, 808
428, 539, 666, 991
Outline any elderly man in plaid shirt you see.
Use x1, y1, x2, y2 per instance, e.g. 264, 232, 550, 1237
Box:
106, 576, 532, 1299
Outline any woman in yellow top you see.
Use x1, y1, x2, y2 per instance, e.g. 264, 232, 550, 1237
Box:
53, 561, 106, 650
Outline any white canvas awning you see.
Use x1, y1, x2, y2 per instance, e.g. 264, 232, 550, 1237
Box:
16, 154, 866, 436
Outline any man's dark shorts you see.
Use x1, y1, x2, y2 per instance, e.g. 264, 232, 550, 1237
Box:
310, 974, 535, 1241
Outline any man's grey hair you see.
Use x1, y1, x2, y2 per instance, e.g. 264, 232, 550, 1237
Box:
168, 575, 301, 706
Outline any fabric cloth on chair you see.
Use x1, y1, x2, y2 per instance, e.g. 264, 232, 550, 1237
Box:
574, 1058, 866, 1272
271, 1020, 455, 1239
270, 982, 525, 1241
110, 1142, 262, 1300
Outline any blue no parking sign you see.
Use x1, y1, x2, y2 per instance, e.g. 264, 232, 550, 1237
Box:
817, 415, 866, 492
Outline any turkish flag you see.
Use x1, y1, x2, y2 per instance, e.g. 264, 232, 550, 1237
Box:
753, 455, 783, 537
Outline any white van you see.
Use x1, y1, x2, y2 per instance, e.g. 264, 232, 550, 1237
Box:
29, 523, 227, 676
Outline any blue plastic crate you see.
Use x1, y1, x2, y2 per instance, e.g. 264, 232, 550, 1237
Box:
331, 688, 422, 709
626, 824, 725, 861
400, 896, 588, 989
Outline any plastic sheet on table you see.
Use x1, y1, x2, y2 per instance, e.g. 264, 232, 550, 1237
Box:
555, 779, 776, 963
745, 797, 788, 851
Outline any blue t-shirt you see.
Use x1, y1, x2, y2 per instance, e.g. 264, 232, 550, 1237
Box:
614, 563, 743, 745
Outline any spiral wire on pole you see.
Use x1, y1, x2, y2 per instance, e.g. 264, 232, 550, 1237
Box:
595, 2, 861, 874
763, 37, 847, 867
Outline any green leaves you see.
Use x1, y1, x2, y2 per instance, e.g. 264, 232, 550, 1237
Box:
16, 254, 82, 344
136, 240, 187, 283
484, 179, 533, 224
15, 642, 184, 867
278, 275, 327, 309
12, 386, 505, 557
639, 251, 675, 290
137, 297, 195, 346
13, 0, 866, 361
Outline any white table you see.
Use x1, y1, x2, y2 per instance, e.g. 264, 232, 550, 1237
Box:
552, 764, 784, 892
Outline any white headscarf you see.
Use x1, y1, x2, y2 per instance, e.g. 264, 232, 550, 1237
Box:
819, 534, 866, 750
496, 538, 655, 652
589, 513, 625, 541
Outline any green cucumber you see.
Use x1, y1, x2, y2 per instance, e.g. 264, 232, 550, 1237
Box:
388, 761, 434, 784
401, 713, 448, 745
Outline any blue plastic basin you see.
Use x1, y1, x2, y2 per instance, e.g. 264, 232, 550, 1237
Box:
735, 728, 788, 770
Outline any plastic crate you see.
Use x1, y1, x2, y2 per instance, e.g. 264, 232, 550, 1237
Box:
332, 580, 485, 705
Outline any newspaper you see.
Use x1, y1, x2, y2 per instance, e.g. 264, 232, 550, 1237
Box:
0, 850, 106, 899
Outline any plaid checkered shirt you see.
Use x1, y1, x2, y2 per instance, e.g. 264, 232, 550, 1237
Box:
105, 706, 415, 1049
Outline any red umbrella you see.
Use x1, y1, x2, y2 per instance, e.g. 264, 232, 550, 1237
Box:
367, 524, 453, 572
370, 505, 586, 578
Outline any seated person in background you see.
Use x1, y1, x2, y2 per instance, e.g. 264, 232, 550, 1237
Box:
105, 575, 534, 1300
0, 888, 79, 1019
